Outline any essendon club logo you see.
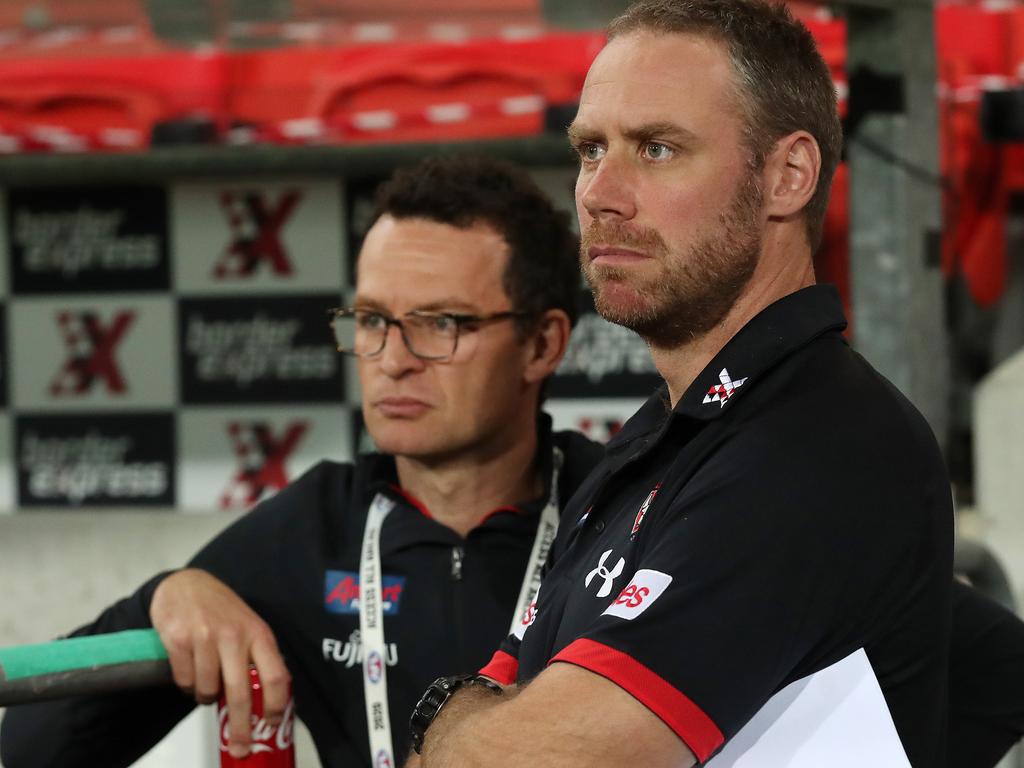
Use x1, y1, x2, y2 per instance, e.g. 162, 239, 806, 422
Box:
631, 483, 661, 538
219, 421, 308, 509
49, 311, 136, 397
215, 190, 301, 278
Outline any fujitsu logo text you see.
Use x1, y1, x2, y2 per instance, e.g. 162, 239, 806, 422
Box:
216, 190, 301, 278
50, 311, 135, 396
322, 631, 399, 669
218, 699, 294, 754
219, 421, 308, 509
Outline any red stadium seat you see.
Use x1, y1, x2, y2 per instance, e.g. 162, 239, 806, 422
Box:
0, 47, 227, 152
226, 32, 604, 144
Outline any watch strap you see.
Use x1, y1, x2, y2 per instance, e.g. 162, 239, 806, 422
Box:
409, 673, 502, 754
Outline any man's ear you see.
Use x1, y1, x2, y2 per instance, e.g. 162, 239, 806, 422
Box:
523, 309, 572, 385
764, 131, 821, 220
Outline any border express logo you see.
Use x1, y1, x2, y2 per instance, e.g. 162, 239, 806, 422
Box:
324, 570, 406, 615
219, 421, 308, 509
216, 190, 301, 278
50, 311, 136, 396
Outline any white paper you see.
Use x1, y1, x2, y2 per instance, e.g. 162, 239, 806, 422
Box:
706, 649, 911, 767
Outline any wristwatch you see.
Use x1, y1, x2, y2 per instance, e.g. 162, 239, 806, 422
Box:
409, 673, 503, 754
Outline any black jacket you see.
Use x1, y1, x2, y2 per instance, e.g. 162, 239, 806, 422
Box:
0, 421, 603, 768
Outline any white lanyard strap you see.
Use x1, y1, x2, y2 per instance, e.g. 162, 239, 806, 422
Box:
509, 446, 562, 635
359, 493, 396, 768
358, 446, 564, 764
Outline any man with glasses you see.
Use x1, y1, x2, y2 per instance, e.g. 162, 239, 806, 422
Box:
0, 155, 603, 768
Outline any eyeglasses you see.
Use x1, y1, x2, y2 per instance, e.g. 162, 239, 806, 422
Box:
328, 307, 532, 362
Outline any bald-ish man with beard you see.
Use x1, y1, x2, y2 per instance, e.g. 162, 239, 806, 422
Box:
406, 1, 954, 767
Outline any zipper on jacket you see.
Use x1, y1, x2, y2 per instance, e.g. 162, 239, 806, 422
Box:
450, 545, 466, 661
450, 546, 464, 580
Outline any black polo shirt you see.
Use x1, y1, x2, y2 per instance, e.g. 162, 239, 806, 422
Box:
481, 285, 953, 767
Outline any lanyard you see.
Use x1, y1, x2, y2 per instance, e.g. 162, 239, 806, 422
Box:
358, 447, 563, 766
508, 446, 561, 635
359, 493, 397, 768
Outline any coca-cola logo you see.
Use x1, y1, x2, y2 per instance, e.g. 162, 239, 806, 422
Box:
218, 699, 295, 754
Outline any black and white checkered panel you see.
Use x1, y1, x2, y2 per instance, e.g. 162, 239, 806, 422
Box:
0, 171, 655, 512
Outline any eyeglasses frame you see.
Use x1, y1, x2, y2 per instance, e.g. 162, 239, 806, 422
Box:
327, 307, 533, 361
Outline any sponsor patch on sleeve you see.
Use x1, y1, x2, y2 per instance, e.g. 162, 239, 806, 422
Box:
602, 569, 672, 620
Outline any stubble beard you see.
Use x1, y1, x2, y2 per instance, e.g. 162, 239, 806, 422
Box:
580, 172, 764, 349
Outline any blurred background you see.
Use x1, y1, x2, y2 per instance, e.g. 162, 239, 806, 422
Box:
0, 0, 1021, 765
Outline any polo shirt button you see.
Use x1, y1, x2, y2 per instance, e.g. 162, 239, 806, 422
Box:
594, 521, 605, 532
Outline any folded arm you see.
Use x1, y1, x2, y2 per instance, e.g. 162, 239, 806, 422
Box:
414, 662, 694, 768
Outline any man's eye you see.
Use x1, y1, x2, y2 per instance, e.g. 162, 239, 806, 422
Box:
428, 315, 458, 333
576, 142, 605, 162
642, 142, 673, 161
357, 312, 387, 330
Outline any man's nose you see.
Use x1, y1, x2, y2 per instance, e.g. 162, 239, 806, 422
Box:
378, 324, 425, 378
578, 153, 638, 221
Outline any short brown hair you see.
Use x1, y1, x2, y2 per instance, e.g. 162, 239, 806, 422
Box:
609, 0, 842, 250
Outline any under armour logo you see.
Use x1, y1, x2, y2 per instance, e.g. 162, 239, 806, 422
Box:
49, 310, 136, 396
219, 421, 308, 509
215, 190, 301, 279
585, 549, 625, 598
702, 367, 748, 408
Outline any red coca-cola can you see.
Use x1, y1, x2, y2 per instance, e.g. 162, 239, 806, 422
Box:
217, 666, 295, 767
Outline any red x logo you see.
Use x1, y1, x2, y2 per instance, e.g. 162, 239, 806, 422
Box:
219, 421, 308, 509
49, 311, 136, 396
215, 190, 301, 278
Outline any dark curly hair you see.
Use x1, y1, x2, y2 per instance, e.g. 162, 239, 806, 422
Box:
369, 155, 580, 331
